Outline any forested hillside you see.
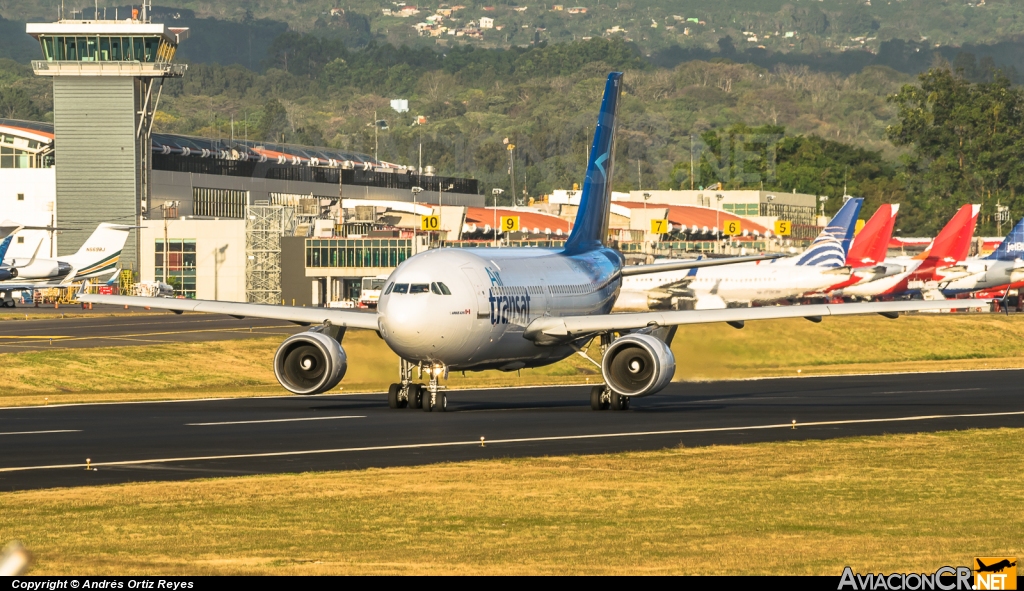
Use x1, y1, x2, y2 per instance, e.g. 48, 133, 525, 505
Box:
2, 30, 1023, 234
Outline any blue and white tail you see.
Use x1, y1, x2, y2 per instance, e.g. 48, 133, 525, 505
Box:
986, 217, 1024, 261
563, 72, 623, 255
792, 197, 864, 268
0, 235, 12, 264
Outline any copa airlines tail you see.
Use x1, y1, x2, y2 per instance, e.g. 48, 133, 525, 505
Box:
790, 197, 863, 267
562, 73, 621, 255
0, 235, 12, 263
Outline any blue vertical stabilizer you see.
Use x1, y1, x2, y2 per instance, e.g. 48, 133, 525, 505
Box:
794, 197, 864, 268
0, 235, 12, 265
562, 72, 623, 255
986, 217, 1024, 261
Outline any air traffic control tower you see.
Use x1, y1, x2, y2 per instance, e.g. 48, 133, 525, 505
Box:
26, 6, 187, 271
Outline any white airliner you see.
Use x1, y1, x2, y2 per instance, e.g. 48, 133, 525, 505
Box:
0, 222, 131, 307
80, 73, 986, 411
614, 197, 865, 311
938, 216, 1024, 297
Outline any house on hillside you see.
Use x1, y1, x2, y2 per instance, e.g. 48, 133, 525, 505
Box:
568, 6, 587, 14
479, 16, 494, 28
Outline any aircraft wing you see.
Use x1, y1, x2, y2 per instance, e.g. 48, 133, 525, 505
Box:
524, 299, 989, 345
77, 293, 381, 330
621, 254, 781, 277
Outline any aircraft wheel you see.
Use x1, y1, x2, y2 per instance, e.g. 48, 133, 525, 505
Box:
387, 383, 403, 409
407, 384, 422, 409
435, 392, 447, 413
609, 391, 630, 411
590, 386, 608, 411
422, 390, 434, 412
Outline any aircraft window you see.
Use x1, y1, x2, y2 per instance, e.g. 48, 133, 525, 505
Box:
384, 283, 395, 295
437, 282, 452, 295
430, 282, 442, 295
393, 283, 409, 294
410, 283, 430, 294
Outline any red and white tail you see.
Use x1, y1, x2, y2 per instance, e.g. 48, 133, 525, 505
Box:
846, 204, 899, 267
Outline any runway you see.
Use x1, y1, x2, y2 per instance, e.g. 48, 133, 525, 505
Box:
0, 308, 299, 351
2, 368, 1023, 491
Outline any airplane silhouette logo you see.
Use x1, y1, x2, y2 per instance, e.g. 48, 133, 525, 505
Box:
976, 558, 1016, 573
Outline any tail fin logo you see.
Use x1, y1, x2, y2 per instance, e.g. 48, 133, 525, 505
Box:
595, 152, 609, 179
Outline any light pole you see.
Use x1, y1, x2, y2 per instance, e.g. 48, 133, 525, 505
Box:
715, 193, 724, 242
491, 188, 504, 247
411, 186, 423, 245
766, 194, 775, 248
157, 200, 179, 287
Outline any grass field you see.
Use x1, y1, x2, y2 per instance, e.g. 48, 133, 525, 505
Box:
0, 314, 1021, 407
2, 428, 1021, 575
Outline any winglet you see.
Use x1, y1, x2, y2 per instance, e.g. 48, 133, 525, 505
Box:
562, 72, 623, 255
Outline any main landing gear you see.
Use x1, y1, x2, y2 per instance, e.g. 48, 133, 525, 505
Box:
387, 359, 447, 412
590, 385, 630, 411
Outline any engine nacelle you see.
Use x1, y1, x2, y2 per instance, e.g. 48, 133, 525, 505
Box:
273, 331, 347, 395
0, 268, 16, 281
601, 333, 676, 397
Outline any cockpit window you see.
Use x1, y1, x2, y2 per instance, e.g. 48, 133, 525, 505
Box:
392, 283, 409, 294
430, 282, 442, 295
409, 283, 430, 294
384, 283, 395, 295
437, 282, 451, 295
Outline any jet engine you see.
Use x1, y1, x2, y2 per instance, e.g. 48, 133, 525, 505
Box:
273, 331, 347, 395
601, 333, 676, 397
0, 268, 16, 281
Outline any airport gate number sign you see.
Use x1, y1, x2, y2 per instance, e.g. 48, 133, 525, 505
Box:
501, 216, 520, 233
421, 215, 440, 231
650, 219, 670, 234
724, 220, 742, 236
774, 220, 792, 236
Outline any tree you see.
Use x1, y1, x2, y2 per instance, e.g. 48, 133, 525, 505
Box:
888, 68, 1024, 233
256, 99, 289, 142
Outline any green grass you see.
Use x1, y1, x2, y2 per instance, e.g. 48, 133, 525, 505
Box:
0, 313, 1020, 407
3, 428, 1022, 575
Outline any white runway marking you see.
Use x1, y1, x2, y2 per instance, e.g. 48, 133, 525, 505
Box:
2, 409, 1023, 473
878, 388, 982, 394
0, 430, 81, 436
187, 416, 365, 426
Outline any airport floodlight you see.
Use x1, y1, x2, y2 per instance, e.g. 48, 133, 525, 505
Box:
767, 194, 775, 202
643, 192, 651, 201
492, 188, 504, 196
411, 186, 424, 195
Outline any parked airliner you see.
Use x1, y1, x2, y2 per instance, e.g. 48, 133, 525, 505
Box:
838, 204, 980, 300
937, 216, 1024, 297
614, 197, 865, 311
81, 73, 986, 411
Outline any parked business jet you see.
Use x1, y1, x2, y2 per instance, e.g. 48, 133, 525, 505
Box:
936, 217, 1024, 297
614, 197, 865, 311
0, 223, 131, 307
80, 73, 985, 411
838, 204, 980, 300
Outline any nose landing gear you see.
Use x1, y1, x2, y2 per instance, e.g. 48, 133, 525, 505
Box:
387, 359, 447, 412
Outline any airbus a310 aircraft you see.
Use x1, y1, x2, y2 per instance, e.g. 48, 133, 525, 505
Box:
81, 73, 985, 412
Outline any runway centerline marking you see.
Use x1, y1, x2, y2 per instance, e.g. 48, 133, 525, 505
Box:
2, 409, 1023, 473
187, 416, 366, 426
0, 429, 81, 436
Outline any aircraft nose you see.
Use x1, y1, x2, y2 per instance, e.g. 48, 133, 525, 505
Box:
380, 298, 434, 351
